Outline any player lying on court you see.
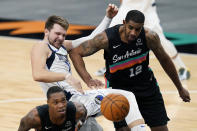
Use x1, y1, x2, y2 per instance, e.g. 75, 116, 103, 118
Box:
30, 4, 118, 131
31, 4, 118, 95
18, 86, 87, 131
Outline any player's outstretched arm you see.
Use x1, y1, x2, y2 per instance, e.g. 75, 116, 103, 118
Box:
69, 32, 108, 89
145, 29, 191, 102
18, 108, 41, 131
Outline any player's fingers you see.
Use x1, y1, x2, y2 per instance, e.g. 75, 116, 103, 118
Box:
94, 80, 104, 88
181, 95, 190, 102
108, 3, 112, 8
111, 4, 115, 9
115, 5, 118, 12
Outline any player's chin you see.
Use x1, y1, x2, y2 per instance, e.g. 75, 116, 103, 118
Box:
54, 40, 63, 46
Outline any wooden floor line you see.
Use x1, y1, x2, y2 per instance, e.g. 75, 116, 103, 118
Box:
1, 89, 197, 103
0, 98, 46, 103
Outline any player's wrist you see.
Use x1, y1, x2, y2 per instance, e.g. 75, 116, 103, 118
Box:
104, 16, 112, 21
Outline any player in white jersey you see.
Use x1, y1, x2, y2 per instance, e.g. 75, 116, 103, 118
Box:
95, 0, 190, 81
31, 4, 118, 131
67, 88, 146, 131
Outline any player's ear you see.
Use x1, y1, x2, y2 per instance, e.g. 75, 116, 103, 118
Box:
44, 29, 49, 36
47, 99, 49, 104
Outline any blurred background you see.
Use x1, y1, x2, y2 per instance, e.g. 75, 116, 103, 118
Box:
0, 0, 196, 34
0, 0, 197, 131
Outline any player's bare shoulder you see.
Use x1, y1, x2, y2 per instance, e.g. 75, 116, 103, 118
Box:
85, 32, 108, 50
31, 40, 51, 57
32, 40, 49, 52
18, 108, 41, 131
79, 32, 108, 56
144, 27, 161, 50
28, 108, 42, 129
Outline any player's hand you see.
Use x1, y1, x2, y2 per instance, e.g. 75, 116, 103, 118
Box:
106, 3, 118, 19
66, 74, 84, 94
86, 78, 104, 89
178, 87, 191, 102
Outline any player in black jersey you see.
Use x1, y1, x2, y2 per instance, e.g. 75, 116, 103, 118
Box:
18, 86, 87, 131
69, 10, 191, 131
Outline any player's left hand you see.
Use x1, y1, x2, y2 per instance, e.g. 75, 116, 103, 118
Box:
178, 87, 191, 102
106, 3, 118, 19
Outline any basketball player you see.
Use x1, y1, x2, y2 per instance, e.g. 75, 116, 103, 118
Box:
18, 86, 87, 131
31, 4, 117, 131
95, 0, 190, 81
69, 10, 191, 131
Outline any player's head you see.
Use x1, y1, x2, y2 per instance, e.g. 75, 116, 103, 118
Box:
123, 10, 145, 41
44, 15, 69, 48
47, 86, 67, 117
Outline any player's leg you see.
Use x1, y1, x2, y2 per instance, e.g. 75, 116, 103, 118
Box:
107, 89, 145, 131
130, 124, 146, 131
134, 85, 169, 131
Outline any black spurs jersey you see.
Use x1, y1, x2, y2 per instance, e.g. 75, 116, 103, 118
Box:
36, 101, 76, 131
104, 25, 156, 89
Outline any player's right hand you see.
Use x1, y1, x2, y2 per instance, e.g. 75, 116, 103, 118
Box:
66, 74, 84, 94
106, 3, 118, 19
87, 78, 104, 89
178, 87, 191, 102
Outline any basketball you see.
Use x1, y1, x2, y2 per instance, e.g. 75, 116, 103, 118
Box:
101, 93, 130, 122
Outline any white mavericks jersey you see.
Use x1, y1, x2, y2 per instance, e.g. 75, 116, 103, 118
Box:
70, 89, 143, 124
40, 43, 80, 95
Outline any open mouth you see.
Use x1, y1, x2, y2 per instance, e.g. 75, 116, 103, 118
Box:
58, 109, 66, 114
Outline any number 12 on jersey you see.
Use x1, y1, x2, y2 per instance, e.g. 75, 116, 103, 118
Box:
129, 65, 142, 77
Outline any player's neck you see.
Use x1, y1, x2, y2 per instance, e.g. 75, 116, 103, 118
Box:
119, 26, 129, 44
49, 111, 66, 125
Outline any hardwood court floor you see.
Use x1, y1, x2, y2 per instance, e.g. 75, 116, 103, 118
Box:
0, 37, 196, 131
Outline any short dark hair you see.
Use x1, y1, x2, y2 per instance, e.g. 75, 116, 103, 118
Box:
125, 10, 145, 23
45, 15, 69, 31
47, 86, 64, 99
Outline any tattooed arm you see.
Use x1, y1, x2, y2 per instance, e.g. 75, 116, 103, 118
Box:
145, 28, 190, 102
18, 108, 41, 131
69, 32, 108, 89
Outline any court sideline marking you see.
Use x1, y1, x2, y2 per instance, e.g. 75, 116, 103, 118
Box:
0, 90, 196, 103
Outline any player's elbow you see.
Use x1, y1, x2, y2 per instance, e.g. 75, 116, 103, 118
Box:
32, 72, 44, 82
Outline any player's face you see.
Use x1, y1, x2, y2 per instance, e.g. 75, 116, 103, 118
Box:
48, 92, 67, 118
123, 20, 143, 42
47, 24, 67, 49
